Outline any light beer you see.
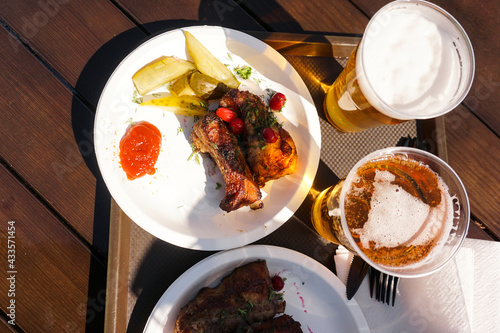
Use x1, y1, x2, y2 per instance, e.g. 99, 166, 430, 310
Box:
324, 1, 474, 132
342, 154, 455, 268
324, 46, 403, 132
311, 146, 471, 277
311, 180, 352, 249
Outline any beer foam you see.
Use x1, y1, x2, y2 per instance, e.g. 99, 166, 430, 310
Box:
357, 6, 460, 119
354, 170, 454, 249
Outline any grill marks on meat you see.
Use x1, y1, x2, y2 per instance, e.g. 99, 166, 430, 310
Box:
191, 112, 263, 212
174, 261, 287, 333
239, 314, 303, 333
219, 89, 297, 187
191, 89, 297, 211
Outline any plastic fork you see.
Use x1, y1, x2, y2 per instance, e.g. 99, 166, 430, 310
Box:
369, 267, 399, 306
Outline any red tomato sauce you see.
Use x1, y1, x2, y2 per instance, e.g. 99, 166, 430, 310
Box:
119, 121, 162, 180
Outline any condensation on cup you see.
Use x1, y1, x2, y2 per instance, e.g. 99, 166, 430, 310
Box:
324, 0, 475, 132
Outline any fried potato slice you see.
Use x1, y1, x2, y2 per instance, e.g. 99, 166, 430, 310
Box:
184, 31, 240, 89
132, 56, 196, 95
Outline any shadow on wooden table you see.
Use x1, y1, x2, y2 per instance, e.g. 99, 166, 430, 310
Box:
69, 3, 349, 329
70, 24, 146, 333
70, 14, 261, 331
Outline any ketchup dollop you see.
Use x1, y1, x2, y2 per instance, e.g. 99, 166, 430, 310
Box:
119, 121, 162, 180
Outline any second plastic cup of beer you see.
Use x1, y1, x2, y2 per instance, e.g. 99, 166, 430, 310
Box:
311, 147, 469, 278
324, 0, 475, 132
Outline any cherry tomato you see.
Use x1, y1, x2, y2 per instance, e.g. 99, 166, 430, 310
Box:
229, 118, 244, 134
269, 92, 286, 111
216, 107, 237, 123
271, 275, 285, 291
262, 127, 278, 143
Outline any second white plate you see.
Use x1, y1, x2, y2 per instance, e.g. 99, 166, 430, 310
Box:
144, 245, 370, 332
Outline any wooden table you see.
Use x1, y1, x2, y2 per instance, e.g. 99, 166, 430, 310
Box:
0, 1, 498, 332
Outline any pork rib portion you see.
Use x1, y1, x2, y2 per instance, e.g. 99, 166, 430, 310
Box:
174, 261, 286, 333
219, 89, 297, 187
241, 314, 303, 333
190, 112, 263, 212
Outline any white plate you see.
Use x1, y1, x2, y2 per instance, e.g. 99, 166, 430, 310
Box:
94, 26, 321, 250
143, 245, 370, 333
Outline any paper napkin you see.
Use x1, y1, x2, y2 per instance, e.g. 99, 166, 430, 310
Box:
334, 239, 500, 332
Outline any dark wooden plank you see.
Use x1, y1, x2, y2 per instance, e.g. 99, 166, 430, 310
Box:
0, 27, 97, 245
0, 164, 104, 332
434, 0, 500, 134
468, 219, 496, 241
0, 0, 139, 88
0, 0, 263, 109
117, 0, 264, 33
444, 107, 500, 239
0, 0, 148, 109
0, 318, 16, 332
350, 0, 500, 135
241, 0, 368, 34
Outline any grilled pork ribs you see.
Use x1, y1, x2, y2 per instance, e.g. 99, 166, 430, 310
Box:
219, 89, 297, 188
191, 112, 263, 212
240, 314, 303, 333
174, 261, 301, 333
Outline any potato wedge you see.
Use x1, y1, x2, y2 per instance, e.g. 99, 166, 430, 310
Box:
184, 31, 240, 89
133, 56, 196, 95
189, 72, 230, 100
139, 95, 208, 116
169, 71, 197, 97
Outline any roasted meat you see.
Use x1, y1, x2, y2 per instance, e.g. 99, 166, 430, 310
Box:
219, 89, 297, 187
174, 261, 286, 333
191, 112, 263, 212
239, 314, 303, 333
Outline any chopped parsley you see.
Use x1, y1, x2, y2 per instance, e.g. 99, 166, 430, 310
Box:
188, 144, 201, 165
132, 90, 143, 104
266, 88, 274, 100
218, 310, 227, 325
253, 77, 263, 85
234, 65, 253, 80
240, 101, 282, 148
268, 286, 285, 302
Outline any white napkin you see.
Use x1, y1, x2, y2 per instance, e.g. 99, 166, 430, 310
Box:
335, 239, 500, 332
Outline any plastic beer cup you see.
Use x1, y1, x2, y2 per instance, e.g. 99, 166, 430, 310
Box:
324, 0, 475, 132
311, 147, 470, 278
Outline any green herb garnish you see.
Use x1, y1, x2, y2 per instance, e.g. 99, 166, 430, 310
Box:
234, 65, 252, 79
188, 144, 201, 165
132, 90, 143, 104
